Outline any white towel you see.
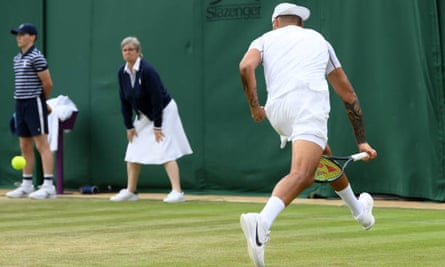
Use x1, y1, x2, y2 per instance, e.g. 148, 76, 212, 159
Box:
47, 95, 78, 151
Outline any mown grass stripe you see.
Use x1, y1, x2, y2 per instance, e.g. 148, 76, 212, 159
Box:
0, 198, 444, 267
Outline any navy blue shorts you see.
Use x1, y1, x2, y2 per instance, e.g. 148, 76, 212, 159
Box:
15, 95, 49, 137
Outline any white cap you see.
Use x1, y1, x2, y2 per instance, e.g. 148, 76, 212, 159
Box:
271, 3, 310, 22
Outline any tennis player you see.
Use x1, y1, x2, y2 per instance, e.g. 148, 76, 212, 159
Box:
239, 3, 378, 266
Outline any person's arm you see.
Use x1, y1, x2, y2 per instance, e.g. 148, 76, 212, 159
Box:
37, 69, 53, 99
239, 48, 266, 122
328, 68, 363, 141
117, 71, 134, 129
327, 68, 377, 159
117, 71, 138, 143
141, 64, 167, 143
143, 68, 165, 130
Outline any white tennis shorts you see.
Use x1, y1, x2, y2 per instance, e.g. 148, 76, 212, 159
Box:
264, 87, 330, 149
125, 100, 193, 164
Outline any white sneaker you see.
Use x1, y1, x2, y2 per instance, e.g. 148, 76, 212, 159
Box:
355, 193, 375, 230
6, 184, 35, 198
240, 213, 270, 267
163, 190, 185, 203
28, 185, 56, 199
110, 189, 138, 202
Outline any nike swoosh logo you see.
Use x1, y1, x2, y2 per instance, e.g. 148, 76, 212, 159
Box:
255, 222, 263, 247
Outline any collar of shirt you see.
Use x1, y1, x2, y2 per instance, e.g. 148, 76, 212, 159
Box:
21, 45, 36, 58
124, 57, 141, 75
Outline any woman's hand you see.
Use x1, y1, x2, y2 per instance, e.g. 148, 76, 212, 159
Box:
127, 128, 137, 143
154, 129, 165, 143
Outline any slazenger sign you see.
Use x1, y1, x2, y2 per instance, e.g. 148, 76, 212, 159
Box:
206, 0, 261, 21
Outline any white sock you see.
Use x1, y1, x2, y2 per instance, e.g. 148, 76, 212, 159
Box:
259, 196, 285, 230
22, 177, 33, 187
335, 184, 363, 217
43, 177, 53, 187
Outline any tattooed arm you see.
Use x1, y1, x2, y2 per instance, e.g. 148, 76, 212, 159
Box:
327, 67, 377, 159
344, 100, 366, 144
239, 48, 266, 122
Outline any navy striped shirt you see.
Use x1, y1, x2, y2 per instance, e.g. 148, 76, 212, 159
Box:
13, 46, 48, 99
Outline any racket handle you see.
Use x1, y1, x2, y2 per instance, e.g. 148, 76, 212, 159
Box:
351, 152, 369, 161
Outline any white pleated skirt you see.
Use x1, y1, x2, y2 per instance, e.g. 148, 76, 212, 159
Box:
125, 100, 193, 165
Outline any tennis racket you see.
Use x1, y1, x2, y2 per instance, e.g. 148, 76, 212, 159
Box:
314, 152, 369, 183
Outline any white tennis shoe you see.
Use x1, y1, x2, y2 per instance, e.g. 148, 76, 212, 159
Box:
163, 190, 185, 203
29, 185, 56, 199
355, 192, 375, 230
6, 184, 35, 198
240, 213, 270, 267
110, 189, 138, 201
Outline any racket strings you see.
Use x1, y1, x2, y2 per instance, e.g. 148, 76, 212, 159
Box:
315, 158, 343, 181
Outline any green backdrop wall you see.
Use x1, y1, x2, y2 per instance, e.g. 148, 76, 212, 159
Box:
1, 0, 444, 201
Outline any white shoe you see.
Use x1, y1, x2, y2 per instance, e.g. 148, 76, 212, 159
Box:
240, 213, 270, 267
28, 185, 56, 199
6, 184, 35, 198
163, 190, 185, 203
355, 193, 375, 230
110, 189, 138, 202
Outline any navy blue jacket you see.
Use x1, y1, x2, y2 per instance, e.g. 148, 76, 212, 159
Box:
118, 59, 171, 129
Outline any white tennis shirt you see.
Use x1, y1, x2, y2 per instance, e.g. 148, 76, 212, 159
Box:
249, 25, 332, 101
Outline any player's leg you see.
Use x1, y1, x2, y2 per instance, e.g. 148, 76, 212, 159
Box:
325, 144, 375, 229
241, 89, 328, 266
240, 140, 323, 267
261, 140, 323, 227
163, 160, 185, 203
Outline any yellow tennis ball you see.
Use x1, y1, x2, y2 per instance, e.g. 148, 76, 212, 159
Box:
11, 156, 26, 170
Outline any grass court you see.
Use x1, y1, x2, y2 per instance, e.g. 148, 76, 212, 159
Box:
0, 193, 444, 266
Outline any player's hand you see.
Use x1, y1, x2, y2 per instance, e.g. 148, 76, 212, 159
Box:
127, 128, 137, 143
251, 106, 266, 122
358, 142, 377, 161
154, 129, 165, 143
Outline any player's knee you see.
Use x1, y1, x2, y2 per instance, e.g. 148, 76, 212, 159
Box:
288, 170, 314, 188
